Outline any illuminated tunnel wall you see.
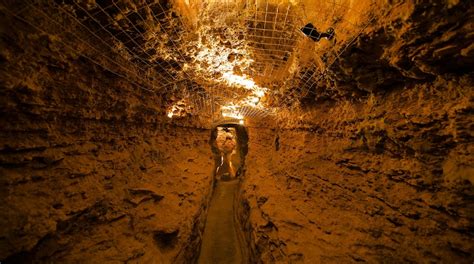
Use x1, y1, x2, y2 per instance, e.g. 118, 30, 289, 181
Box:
0, 0, 473, 263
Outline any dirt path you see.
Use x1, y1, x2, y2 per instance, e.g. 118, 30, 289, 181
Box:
198, 179, 243, 264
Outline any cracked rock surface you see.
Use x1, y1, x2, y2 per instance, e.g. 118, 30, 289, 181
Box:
0, 0, 473, 263
243, 79, 473, 262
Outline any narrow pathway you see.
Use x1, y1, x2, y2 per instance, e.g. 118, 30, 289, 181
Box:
198, 179, 243, 264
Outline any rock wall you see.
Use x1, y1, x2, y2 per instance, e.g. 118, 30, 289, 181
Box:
1, 123, 214, 263
1, 1, 473, 263
0, 6, 214, 263
240, 3, 474, 261
242, 77, 473, 263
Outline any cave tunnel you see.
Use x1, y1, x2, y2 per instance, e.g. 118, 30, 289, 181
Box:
210, 121, 249, 181
0, 0, 473, 263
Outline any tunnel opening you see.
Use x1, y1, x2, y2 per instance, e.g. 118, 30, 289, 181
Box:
209, 123, 249, 182
197, 122, 250, 263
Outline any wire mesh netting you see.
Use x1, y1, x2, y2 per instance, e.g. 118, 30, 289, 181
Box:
1, 0, 376, 122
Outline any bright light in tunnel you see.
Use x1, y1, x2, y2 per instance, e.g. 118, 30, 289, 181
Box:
221, 104, 243, 119
222, 72, 257, 89
239, 119, 244, 125
166, 98, 190, 119
254, 89, 265, 98
220, 73, 267, 105
222, 112, 243, 119
186, 14, 272, 117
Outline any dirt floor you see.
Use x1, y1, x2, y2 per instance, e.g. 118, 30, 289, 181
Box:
198, 179, 243, 264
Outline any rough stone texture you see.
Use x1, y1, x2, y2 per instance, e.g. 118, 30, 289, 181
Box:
0, 5, 214, 263
243, 79, 473, 263
1, 0, 473, 263
239, 5, 474, 261
294, 1, 474, 104
0, 122, 214, 263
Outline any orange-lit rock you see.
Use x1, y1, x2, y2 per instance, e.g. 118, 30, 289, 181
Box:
0, 0, 472, 263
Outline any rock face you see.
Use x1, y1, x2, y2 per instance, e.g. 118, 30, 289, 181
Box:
0, 123, 214, 263
1, 0, 473, 263
0, 5, 214, 263
240, 2, 474, 260
243, 78, 473, 262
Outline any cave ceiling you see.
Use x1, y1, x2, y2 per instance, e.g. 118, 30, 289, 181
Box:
7, 0, 377, 123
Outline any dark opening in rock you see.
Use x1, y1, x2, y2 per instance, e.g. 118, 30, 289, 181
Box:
153, 230, 179, 250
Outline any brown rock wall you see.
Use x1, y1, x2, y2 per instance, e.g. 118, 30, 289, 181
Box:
0, 6, 214, 262
0, 121, 214, 263
243, 78, 473, 263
